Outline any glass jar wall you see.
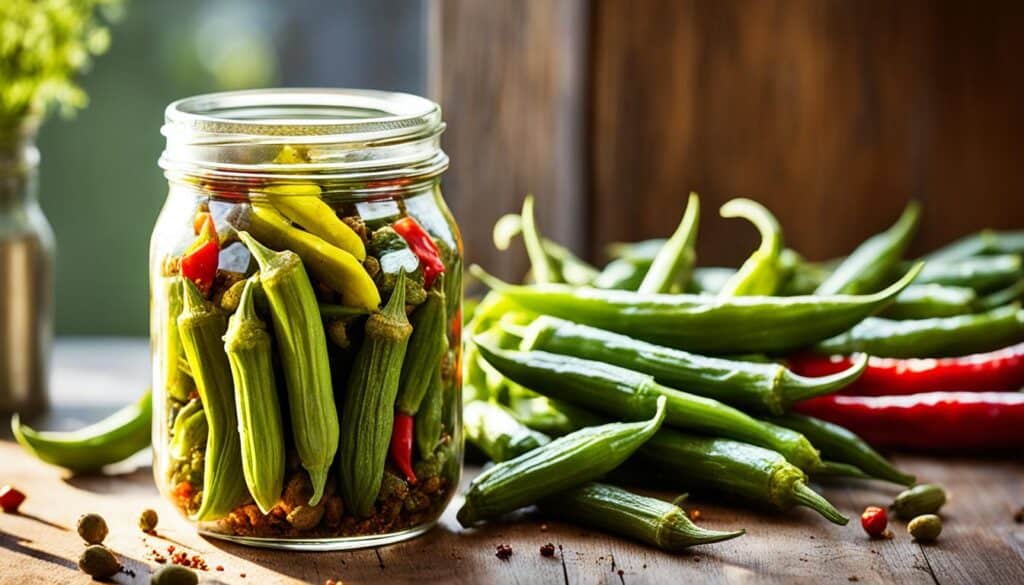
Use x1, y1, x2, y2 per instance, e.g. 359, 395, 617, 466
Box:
150, 89, 461, 550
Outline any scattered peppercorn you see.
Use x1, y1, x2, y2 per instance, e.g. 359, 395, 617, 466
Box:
908, 514, 942, 542
495, 544, 513, 560
540, 543, 556, 557
0, 485, 26, 513
78, 545, 121, 579
861, 506, 888, 538
77, 513, 109, 544
139, 508, 159, 532
151, 564, 199, 585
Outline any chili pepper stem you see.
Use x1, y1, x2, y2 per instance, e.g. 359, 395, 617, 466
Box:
791, 481, 848, 525
658, 512, 746, 548
778, 353, 869, 403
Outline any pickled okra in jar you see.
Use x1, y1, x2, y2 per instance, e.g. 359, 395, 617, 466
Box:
151, 90, 462, 549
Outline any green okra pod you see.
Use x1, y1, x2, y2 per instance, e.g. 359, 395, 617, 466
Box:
637, 428, 848, 525
170, 398, 207, 461
767, 413, 915, 486
882, 284, 977, 320
638, 193, 699, 294
909, 254, 1022, 293
177, 279, 248, 521
816, 201, 920, 295
475, 339, 824, 471
339, 271, 413, 517
239, 232, 338, 506
396, 276, 447, 416
463, 400, 552, 462
471, 264, 922, 355
539, 483, 745, 551
223, 278, 285, 514
718, 198, 783, 296
511, 316, 867, 415
415, 364, 446, 460
456, 396, 667, 526
816, 303, 1024, 358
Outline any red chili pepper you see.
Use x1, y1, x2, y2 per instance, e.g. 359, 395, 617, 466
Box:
389, 413, 418, 484
180, 218, 220, 296
861, 506, 888, 538
0, 485, 26, 513
795, 392, 1024, 450
393, 217, 445, 289
788, 342, 1024, 396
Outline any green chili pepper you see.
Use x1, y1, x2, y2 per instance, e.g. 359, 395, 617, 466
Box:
816, 201, 920, 295
637, 428, 848, 525
475, 339, 824, 471
812, 461, 870, 480
909, 254, 1022, 293
470, 263, 922, 355
456, 396, 667, 526
339, 271, 413, 517
519, 195, 562, 284
177, 279, 248, 521
11, 391, 152, 473
223, 278, 285, 514
976, 278, 1024, 311
539, 483, 745, 551
606, 238, 666, 263
464, 400, 552, 462
240, 232, 339, 506
924, 229, 1024, 263
507, 395, 605, 436
882, 284, 977, 319
493, 212, 599, 287
718, 198, 783, 296
766, 413, 915, 486
511, 315, 867, 415
638, 193, 699, 293
816, 303, 1024, 358
778, 250, 833, 296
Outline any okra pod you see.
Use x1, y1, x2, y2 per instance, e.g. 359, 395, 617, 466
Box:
508, 396, 604, 436
162, 278, 191, 402
240, 232, 339, 506
718, 198, 783, 296
475, 340, 824, 471
471, 263, 922, 355
883, 284, 977, 319
513, 316, 867, 415
539, 483, 745, 551
456, 397, 667, 526
816, 303, 1024, 358
396, 276, 447, 415
909, 254, 1022, 293
816, 201, 920, 295
223, 278, 285, 514
415, 364, 446, 460
767, 413, 915, 486
637, 429, 848, 525
177, 280, 248, 521
463, 400, 552, 462
340, 271, 413, 517
638, 193, 699, 293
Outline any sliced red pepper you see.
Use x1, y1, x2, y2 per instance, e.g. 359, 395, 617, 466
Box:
0, 485, 26, 513
788, 342, 1024, 396
180, 218, 219, 296
393, 216, 445, 289
795, 392, 1024, 450
389, 413, 418, 484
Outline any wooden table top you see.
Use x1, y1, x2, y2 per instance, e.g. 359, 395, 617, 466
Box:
1, 339, 1022, 585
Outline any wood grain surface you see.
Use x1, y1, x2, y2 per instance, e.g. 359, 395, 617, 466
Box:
1, 340, 1023, 584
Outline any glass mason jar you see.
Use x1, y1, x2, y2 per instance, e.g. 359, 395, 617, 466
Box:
150, 89, 462, 550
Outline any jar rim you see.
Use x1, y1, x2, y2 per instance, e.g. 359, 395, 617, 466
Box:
159, 88, 448, 182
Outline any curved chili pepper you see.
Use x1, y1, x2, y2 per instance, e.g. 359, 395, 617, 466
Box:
393, 216, 445, 288
794, 392, 1024, 450
789, 342, 1024, 396
388, 413, 417, 484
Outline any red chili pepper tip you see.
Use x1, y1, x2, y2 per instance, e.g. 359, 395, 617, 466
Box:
389, 413, 418, 485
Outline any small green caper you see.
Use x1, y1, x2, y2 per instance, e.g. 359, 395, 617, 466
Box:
908, 514, 942, 542
138, 508, 159, 532
78, 545, 120, 579
151, 564, 198, 585
76, 513, 108, 544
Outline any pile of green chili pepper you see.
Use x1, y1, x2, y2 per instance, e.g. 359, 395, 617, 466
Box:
461, 195, 1024, 551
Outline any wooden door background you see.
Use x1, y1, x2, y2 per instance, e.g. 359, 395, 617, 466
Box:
433, 0, 1024, 282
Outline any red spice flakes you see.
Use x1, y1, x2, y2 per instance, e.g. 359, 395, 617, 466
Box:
540, 543, 556, 557
0, 485, 26, 513
688, 509, 702, 521
495, 544, 513, 560
216, 566, 224, 572
240, 573, 247, 578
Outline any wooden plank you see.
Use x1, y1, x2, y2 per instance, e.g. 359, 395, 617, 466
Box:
432, 0, 589, 286
589, 0, 1024, 264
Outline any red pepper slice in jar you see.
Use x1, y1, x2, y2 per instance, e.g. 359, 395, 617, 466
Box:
180, 215, 220, 296
389, 413, 418, 484
393, 216, 445, 289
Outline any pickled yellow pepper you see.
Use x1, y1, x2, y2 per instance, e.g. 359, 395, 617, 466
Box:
264, 183, 367, 261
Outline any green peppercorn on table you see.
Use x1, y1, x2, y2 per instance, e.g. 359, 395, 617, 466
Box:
1, 339, 1023, 585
